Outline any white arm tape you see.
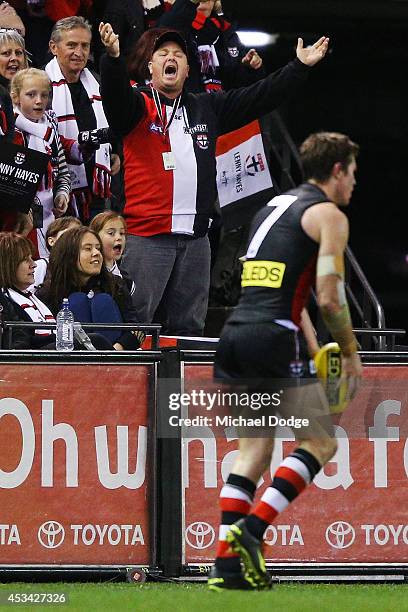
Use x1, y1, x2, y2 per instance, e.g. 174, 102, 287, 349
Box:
316, 255, 343, 278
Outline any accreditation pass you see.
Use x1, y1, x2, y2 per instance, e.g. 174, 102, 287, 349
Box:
162, 152, 176, 170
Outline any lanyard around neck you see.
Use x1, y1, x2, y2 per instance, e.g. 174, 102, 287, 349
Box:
151, 87, 182, 138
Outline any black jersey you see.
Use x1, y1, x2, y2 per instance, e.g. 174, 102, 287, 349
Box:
229, 183, 330, 326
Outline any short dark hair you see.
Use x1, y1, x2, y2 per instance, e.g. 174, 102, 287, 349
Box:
300, 132, 359, 182
0, 232, 34, 289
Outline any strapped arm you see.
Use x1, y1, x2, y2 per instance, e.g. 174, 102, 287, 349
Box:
314, 208, 358, 357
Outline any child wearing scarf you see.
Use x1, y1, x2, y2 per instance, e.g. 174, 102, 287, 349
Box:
10, 68, 72, 258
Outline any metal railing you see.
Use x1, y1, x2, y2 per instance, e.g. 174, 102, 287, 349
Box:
0, 322, 162, 351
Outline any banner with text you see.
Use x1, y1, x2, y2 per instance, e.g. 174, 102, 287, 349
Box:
0, 364, 152, 565
182, 364, 408, 564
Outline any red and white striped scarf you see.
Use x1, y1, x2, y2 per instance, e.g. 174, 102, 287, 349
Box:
6, 288, 55, 337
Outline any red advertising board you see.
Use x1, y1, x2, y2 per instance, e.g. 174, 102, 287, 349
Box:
183, 364, 408, 565
0, 364, 152, 565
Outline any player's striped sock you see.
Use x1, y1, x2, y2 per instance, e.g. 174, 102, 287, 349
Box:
245, 448, 321, 540
215, 473, 256, 572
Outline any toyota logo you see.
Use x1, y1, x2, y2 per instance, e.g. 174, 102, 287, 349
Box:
185, 522, 215, 550
38, 521, 65, 549
325, 521, 355, 549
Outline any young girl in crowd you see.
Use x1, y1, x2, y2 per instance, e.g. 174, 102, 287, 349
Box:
10, 68, 71, 258
89, 211, 135, 297
37, 226, 144, 350
32, 216, 82, 291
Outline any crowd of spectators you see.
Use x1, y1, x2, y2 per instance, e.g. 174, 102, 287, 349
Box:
0, 0, 328, 349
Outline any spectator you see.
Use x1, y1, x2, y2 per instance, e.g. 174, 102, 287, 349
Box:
0, 231, 57, 349
37, 226, 144, 349
0, 28, 29, 125
99, 25, 329, 335
45, 16, 118, 222
32, 216, 82, 290
0, 28, 31, 233
10, 68, 71, 257
158, 0, 264, 92
89, 211, 136, 297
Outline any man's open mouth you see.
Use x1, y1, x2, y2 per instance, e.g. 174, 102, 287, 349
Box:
164, 64, 177, 77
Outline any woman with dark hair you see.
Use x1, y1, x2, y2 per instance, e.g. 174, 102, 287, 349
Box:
0, 231, 57, 349
37, 226, 144, 349
126, 27, 169, 84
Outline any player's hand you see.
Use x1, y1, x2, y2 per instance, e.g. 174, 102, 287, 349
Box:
341, 352, 362, 400
99, 22, 120, 58
110, 153, 121, 176
53, 193, 69, 217
296, 36, 329, 66
242, 49, 263, 70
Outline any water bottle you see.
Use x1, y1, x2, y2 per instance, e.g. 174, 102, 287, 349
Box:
56, 298, 74, 352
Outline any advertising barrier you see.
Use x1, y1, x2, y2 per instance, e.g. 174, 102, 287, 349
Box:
0, 361, 154, 566
1, 349, 408, 575
182, 362, 408, 566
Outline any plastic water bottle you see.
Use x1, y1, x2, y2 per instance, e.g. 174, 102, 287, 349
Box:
56, 298, 74, 352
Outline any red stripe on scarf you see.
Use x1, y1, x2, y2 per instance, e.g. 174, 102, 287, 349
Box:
192, 10, 207, 30
52, 79, 67, 87
58, 114, 77, 122
210, 17, 231, 31
0, 109, 8, 135
44, 126, 53, 142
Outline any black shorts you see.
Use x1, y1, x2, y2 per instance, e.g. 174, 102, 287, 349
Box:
214, 321, 332, 438
214, 321, 316, 384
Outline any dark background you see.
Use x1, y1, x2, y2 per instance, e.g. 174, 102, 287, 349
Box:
223, 0, 408, 334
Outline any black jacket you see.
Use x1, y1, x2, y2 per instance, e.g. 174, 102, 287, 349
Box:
0, 290, 54, 350
0, 75, 14, 142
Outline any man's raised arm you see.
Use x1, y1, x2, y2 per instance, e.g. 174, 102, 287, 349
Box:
212, 36, 329, 135
99, 22, 145, 137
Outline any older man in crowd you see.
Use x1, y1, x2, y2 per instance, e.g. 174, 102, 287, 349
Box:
99, 20, 328, 336
45, 16, 119, 222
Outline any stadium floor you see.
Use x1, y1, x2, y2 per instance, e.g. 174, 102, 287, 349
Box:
1, 582, 408, 611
